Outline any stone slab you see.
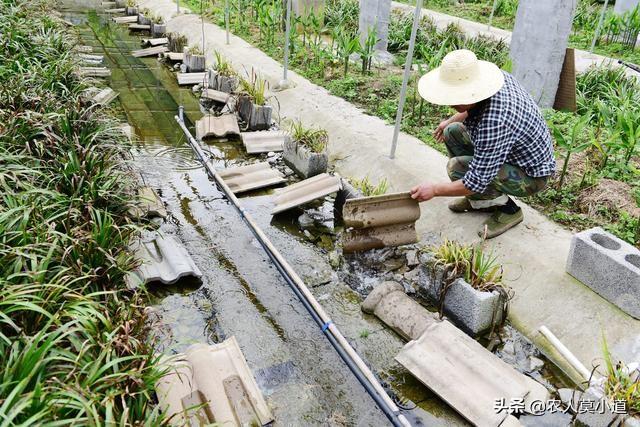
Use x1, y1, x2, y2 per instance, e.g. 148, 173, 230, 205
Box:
126, 234, 202, 288
241, 130, 288, 154
155, 337, 274, 426
195, 114, 240, 140
218, 162, 286, 194
271, 173, 341, 215
131, 45, 168, 58
397, 322, 548, 426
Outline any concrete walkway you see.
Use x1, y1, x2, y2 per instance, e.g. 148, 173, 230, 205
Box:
391, 1, 631, 75
140, 0, 639, 385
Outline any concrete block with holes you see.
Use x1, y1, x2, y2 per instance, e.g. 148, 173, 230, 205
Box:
567, 227, 640, 319
417, 260, 505, 337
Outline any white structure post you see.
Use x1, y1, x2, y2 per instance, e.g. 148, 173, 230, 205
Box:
389, 0, 422, 159
614, 0, 640, 14
510, 0, 577, 108
358, 0, 392, 51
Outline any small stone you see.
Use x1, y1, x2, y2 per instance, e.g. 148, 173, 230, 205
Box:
502, 341, 516, 356
267, 157, 277, 165
267, 151, 276, 157
404, 268, 419, 283
528, 356, 545, 372
405, 250, 419, 267
382, 257, 405, 272
173, 63, 181, 70
329, 250, 341, 269
557, 388, 582, 413
298, 213, 314, 229
303, 229, 316, 241
179, 63, 187, 73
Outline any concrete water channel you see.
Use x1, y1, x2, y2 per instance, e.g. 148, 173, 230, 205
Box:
60, 2, 572, 425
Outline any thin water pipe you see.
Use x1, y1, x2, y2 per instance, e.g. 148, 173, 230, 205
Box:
175, 107, 411, 427
539, 326, 591, 382
590, 0, 610, 53
487, 0, 499, 30
389, 0, 423, 159
177, 0, 180, 14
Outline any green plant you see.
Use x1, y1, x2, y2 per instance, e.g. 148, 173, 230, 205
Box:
213, 50, 236, 77
432, 239, 472, 279
601, 333, 640, 416
551, 115, 593, 189
359, 329, 370, 338
187, 44, 203, 55
350, 176, 388, 196
359, 25, 379, 73
464, 246, 504, 292
0, 2, 165, 423
239, 69, 268, 105
286, 120, 328, 153
126, 0, 136, 7
334, 26, 360, 76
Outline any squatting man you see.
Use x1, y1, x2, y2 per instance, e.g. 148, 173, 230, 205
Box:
410, 49, 556, 239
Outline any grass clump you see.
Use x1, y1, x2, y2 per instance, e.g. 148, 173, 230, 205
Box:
601, 334, 639, 416
431, 239, 507, 293
239, 68, 269, 105
286, 119, 328, 153
0, 0, 165, 424
187, 44, 204, 55
214, 50, 236, 77
350, 176, 389, 196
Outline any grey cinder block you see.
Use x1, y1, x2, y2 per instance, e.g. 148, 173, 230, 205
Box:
566, 227, 640, 319
283, 137, 328, 179
417, 263, 504, 336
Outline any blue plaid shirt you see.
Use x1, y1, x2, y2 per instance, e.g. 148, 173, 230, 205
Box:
462, 71, 556, 194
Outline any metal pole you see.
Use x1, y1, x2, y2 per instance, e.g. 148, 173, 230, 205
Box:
225, 0, 230, 44
283, 0, 292, 82
177, 0, 180, 14
389, 0, 422, 159
590, 0, 609, 53
487, 0, 499, 30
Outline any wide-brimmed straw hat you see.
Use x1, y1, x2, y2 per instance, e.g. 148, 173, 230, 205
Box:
418, 49, 505, 106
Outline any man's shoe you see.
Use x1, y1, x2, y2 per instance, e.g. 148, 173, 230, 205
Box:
448, 198, 498, 213
478, 209, 524, 239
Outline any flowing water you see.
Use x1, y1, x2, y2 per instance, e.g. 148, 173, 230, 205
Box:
59, 2, 571, 425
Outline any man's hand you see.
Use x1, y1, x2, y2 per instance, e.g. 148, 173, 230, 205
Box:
410, 183, 438, 202
433, 119, 449, 143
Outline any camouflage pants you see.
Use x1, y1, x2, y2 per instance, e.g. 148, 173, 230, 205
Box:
444, 123, 548, 200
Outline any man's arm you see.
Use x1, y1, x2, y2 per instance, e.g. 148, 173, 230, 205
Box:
433, 111, 469, 143
410, 180, 474, 202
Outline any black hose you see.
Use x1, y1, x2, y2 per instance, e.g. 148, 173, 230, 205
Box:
174, 112, 409, 427
618, 59, 640, 74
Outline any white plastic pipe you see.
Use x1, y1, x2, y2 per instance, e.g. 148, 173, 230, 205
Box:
390, 0, 423, 159
539, 325, 592, 382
